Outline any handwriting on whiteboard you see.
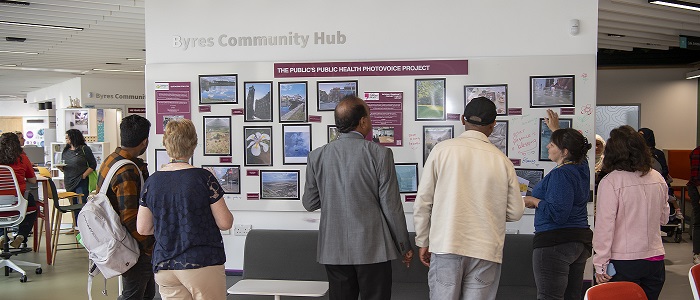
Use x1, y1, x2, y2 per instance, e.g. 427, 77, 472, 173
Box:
408, 134, 421, 150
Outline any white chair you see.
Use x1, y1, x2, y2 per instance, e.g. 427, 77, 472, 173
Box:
690, 264, 700, 300
0, 165, 42, 282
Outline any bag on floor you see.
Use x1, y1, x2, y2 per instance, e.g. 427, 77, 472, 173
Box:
77, 159, 143, 300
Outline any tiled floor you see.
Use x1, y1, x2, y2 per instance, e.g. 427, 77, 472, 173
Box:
0, 232, 695, 299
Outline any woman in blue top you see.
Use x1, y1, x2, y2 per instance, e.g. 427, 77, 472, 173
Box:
524, 110, 593, 300
137, 119, 233, 300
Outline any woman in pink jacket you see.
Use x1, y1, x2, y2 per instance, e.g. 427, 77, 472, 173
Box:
593, 125, 669, 300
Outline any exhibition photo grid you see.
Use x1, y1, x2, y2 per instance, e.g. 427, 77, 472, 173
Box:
260, 170, 300, 200
199, 74, 238, 104
203, 116, 232, 156
203, 165, 241, 194
244, 81, 273, 122
278, 81, 308, 123
317, 80, 358, 111
415, 78, 446, 121
244, 126, 273, 166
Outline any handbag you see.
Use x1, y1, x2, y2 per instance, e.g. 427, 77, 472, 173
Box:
82, 146, 98, 193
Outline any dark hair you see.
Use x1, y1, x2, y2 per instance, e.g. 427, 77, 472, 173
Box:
638, 127, 656, 148
120, 115, 151, 147
0, 132, 22, 165
602, 125, 652, 175
64, 129, 86, 151
550, 128, 591, 164
334, 95, 367, 133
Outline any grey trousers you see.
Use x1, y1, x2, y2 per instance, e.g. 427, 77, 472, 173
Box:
428, 253, 502, 300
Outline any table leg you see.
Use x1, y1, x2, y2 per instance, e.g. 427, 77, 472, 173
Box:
41, 181, 53, 265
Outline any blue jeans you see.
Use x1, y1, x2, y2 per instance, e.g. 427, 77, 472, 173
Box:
71, 177, 89, 204
428, 253, 502, 300
118, 253, 155, 300
532, 242, 590, 300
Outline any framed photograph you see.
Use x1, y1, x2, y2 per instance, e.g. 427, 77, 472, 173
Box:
317, 80, 358, 111
465, 84, 508, 115
244, 81, 273, 122
203, 116, 231, 156
154, 149, 193, 171
66, 109, 90, 135
539, 118, 572, 161
423, 125, 454, 163
515, 168, 544, 196
395, 163, 419, 194
415, 78, 446, 121
282, 124, 312, 165
199, 74, 238, 104
489, 120, 508, 156
260, 170, 300, 200
202, 165, 241, 194
327, 125, 340, 143
278, 82, 308, 122
530, 75, 575, 108
244, 126, 273, 166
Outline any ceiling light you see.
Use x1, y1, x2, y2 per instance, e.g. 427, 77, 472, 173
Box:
5, 37, 26, 42
105, 62, 122, 65
686, 70, 700, 79
126, 58, 144, 61
92, 68, 144, 73
0, 1, 30, 6
0, 20, 83, 31
0, 50, 38, 55
1, 64, 17, 67
0, 65, 85, 73
649, 0, 700, 11
607, 34, 625, 38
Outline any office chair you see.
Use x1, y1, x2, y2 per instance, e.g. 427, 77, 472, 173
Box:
690, 264, 700, 300
47, 178, 84, 264
0, 165, 42, 282
584, 281, 647, 300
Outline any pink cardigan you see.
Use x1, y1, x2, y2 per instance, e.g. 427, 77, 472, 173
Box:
592, 170, 669, 274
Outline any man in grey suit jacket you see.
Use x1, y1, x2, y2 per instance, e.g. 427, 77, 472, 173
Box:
303, 95, 413, 300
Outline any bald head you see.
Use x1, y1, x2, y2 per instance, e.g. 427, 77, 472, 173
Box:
334, 95, 369, 133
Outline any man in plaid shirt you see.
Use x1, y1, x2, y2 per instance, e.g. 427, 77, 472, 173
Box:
689, 146, 700, 265
96, 115, 154, 300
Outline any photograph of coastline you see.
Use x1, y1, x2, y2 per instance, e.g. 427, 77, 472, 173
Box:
199, 74, 237, 104
279, 82, 307, 122
317, 80, 358, 111
260, 170, 300, 200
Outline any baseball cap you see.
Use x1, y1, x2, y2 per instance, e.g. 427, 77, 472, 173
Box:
463, 97, 497, 125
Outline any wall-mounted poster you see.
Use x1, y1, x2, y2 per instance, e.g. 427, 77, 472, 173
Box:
530, 75, 575, 108
395, 163, 418, 193
199, 74, 237, 104
317, 80, 358, 111
203, 165, 241, 194
155, 82, 191, 134
244, 126, 273, 166
203, 116, 231, 156
515, 168, 544, 196
539, 118, 572, 161
423, 125, 453, 163
282, 124, 311, 165
244, 81, 273, 122
66, 109, 89, 135
365, 91, 404, 147
260, 170, 300, 200
465, 84, 508, 115
415, 78, 446, 121
489, 120, 508, 156
279, 82, 308, 122
154, 149, 193, 171
327, 125, 340, 143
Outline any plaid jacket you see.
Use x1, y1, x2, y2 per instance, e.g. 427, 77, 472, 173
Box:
96, 147, 154, 255
690, 146, 700, 187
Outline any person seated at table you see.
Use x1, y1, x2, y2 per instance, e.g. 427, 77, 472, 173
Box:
137, 119, 233, 300
0, 132, 37, 248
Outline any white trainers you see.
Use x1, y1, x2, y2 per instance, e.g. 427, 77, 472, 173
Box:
694, 254, 700, 265
675, 209, 684, 220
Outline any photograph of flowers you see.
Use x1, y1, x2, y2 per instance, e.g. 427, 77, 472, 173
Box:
244, 126, 273, 166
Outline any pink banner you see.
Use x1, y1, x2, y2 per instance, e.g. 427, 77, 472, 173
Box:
274, 60, 468, 78
155, 82, 191, 134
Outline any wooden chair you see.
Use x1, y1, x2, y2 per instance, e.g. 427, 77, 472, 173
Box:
584, 281, 647, 300
690, 264, 700, 300
46, 178, 84, 264
0, 165, 42, 282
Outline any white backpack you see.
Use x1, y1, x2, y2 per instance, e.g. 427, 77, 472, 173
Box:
77, 159, 143, 300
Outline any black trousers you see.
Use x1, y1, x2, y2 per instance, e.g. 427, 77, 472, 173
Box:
609, 259, 665, 300
324, 261, 392, 300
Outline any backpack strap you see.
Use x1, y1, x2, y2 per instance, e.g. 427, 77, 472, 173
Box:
98, 159, 143, 195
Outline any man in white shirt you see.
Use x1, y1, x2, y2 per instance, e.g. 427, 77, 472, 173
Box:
413, 97, 524, 300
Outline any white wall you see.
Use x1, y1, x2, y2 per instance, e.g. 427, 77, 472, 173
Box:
597, 68, 698, 149
145, 0, 599, 270
0, 100, 45, 117
26, 77, 80, 107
